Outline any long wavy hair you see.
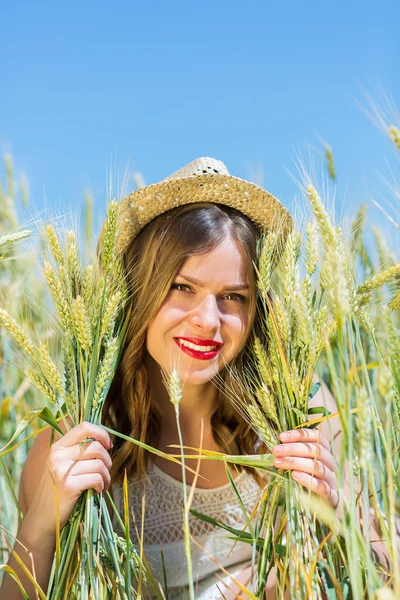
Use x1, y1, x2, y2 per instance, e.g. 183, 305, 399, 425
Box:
102, 202, 268, 486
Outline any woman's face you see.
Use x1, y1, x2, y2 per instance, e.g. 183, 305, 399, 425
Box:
145, 233, 254, 385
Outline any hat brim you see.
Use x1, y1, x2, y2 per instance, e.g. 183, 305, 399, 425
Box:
114, 173, 293, 254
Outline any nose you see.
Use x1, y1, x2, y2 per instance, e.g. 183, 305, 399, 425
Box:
189, 293, 221, 332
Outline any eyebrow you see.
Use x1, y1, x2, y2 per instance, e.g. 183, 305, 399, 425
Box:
176, 273, 250, 292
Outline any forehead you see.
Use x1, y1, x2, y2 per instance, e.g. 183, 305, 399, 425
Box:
178, 235, 249, 286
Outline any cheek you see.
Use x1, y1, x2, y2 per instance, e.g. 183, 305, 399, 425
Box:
146, 304, 184, 348
226, 303, 254, 352
225, 311, 250, 345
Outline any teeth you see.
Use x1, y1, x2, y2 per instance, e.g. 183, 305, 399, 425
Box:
177, 339, 219, 352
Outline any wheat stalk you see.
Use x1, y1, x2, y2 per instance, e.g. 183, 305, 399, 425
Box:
389, 290, 400, 311
100, 291, 122, 344
389, 125, 400, 151
253, 337, 275, 385
72, 296, 92, 352
167, 369, 183, 406
356, 264, 400, 295
306, 185, 338, 248
280, 230, 301, 300
92, 338, 119, 410
43, 261, 73, 333
0, 230, 31, 250
355, 387, 372, 470
0, 307, 36, 356
26, 369, 58, 406
45, 225, 64, 265
321, 246, 351, 323
66, 230, 81, 292
82, 264, 95, 310
257, 385, 279, 425
324, 144, 336, 181
258, 232, 278, 294
101, 201, 119, 272
246, 403, 278, 448
38, 342, 63, 394
305, 221, 319, 275
62, 339, 78, 414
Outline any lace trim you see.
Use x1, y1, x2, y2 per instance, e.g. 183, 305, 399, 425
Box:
113, 462, 262, 546
151, 461, 245, 493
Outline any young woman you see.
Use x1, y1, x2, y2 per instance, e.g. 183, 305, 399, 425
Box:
0, 157, 388, 599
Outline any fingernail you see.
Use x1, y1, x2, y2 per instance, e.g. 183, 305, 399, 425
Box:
279, 432, 290, 441
274, 458, 284, 466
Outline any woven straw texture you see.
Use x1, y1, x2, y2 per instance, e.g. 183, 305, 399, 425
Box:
100, 157, 293, 254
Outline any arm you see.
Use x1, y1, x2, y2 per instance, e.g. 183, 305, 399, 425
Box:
0, 422, 113, 599
0, 426, 63, 599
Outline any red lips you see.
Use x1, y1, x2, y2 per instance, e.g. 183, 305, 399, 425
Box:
175, 336, 223, 348
174, 337, 223, 361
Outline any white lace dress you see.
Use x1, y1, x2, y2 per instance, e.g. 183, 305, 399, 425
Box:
111, 461, 263, 598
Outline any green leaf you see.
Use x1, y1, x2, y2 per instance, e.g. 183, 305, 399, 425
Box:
307, 405, 332, 427
308, 382, 321, 400
189, 508, 287, 556
226, 536, 287, 558
225, 464, 254, 536
0, 407, 63, 455
290, 407, 307, 423
307, 405, 331, 416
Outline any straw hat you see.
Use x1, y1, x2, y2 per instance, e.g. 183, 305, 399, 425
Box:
106, 156, 293, 254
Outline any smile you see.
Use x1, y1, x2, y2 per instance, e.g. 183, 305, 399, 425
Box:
174, 337, 223, 360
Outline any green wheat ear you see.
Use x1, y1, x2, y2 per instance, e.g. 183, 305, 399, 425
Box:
101, 200, 119, 272
356, 264, 400, 295
307, 185, 338, 248
305, 221, 319, 275
0, 307, 36, 356
72, 296, 93, 352
258, 231, 278, 294
167, 369, 183, 407
324, 143, 336, 181
246, 403, 278, 448
43, 260, 73, 333
0, 230, 31, 250
92, 337, 119, 410
389, 125, 400, 150
100, 291, 122, 345
45, 224, 64, 265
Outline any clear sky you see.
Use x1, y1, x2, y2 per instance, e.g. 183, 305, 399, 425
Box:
2, 1, 399, 242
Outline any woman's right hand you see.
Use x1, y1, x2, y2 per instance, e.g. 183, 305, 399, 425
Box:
23, 421, 113, 539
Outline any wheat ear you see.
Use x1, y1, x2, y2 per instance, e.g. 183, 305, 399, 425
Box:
0, 307, 35, 357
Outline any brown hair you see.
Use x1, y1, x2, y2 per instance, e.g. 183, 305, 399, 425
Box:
102, 202, 267, 485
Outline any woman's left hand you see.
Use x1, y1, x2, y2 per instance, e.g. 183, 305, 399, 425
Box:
271, 428, 339, 510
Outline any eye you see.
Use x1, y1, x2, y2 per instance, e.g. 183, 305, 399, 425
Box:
223, 293, 247, 303
171, 283, 192, 292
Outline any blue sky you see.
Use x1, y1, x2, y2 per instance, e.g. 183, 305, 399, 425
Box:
2, 1, 399, 243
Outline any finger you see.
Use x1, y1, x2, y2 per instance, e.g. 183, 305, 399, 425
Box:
273, 456, 337, 489
68, 440, 113, 469
68, 458, 110, 479
291, 471, 339, 508
66, 473, 107, 495
55, 422, 112, 450
68, 458, 112, 484
279, 429, 331, 453
272, 442, 337, 472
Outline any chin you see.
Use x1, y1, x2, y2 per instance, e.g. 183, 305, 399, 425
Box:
176, 363, 222, 386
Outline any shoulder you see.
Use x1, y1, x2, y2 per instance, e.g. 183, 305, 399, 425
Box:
19, 417, 71, 517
